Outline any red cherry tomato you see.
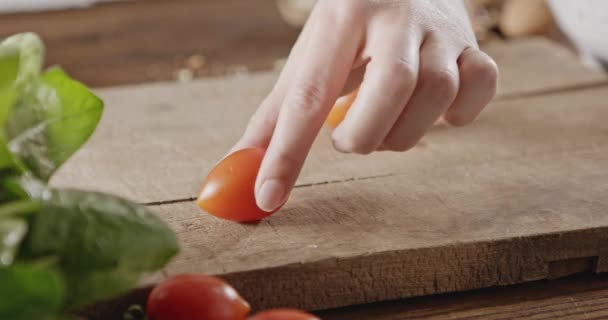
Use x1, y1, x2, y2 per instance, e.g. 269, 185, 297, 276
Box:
247, 309, 320, 320
147, 274, 250, 320
197, 148, 282, 222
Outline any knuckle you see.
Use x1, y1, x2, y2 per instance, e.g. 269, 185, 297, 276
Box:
422, 67, 459, 102
289, 84, 326, 113
273, 150, 302, 173
385, 58, 418, 88
471, 57, 499, 90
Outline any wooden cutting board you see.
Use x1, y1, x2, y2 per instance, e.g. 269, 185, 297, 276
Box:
57, 38, 608, 314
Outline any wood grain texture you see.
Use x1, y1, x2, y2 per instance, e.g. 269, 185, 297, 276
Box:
80, 273, 608, 320
52, 75, 608, 205
154, 138, 608, 310
0, 0, 300, 87
317, 274, 608, 320
484, 38, 607, 97
73, 86, 608, 312
7, 3, 608, 318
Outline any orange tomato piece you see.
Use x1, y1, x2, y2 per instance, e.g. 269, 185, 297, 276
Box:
325, 88, 358, 129
197, 148, 280, 222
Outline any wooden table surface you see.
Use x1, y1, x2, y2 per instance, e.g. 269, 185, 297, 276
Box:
318, 274, 608, 320
4, 1, 608, 319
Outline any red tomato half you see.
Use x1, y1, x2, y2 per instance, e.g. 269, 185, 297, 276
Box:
147, 274, 250, 320
247, 309, 320, 320
197, 148, 281, 222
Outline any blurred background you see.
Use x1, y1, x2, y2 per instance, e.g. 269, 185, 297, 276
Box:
0, 0, 605, 88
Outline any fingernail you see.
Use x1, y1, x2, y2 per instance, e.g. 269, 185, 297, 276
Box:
256, 179, 286, 212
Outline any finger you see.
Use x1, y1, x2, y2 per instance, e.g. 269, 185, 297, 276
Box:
340, 64, 366, 96
323, 63, 367, 129
332, 26, 422, 154
255, 6, 363, 211
325, 87, 359, 129
442, 48, 499, 126
383, 35, 461, 151
230, 10, 316, 153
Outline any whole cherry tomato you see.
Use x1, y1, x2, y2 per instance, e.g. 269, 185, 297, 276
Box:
325, 88, 358, 129
197, 148, 282, 222
147, 274, 250, 320
247, 309, 320, 320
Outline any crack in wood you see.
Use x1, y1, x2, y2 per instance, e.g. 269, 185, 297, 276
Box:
294, 173, 396, 189
142, 174, 396, 206
145, 197, 197, 206
142, 140, 605, 207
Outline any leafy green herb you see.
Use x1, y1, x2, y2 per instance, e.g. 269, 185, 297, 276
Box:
0, 33, 179, 319
0, 45, 20, 90
23, 187, 178, 307
0, 218, 27, 266
64, 266, 141, 308
0, 264, 64, 320
0, 46, 19, 173
7, 66, 103, 181
26, 188, 178, 271
0, 135, 15, 173
1, 33, 44, 88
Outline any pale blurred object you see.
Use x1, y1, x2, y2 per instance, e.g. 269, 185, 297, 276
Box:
0, 0, 125, 13
465, 0, 505, 42
548, 0, 608, 68
276, 0, 316, 28
273, 0, 608, 69
500, 0, 555, 37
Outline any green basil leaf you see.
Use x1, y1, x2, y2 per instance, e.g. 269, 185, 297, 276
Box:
1, 33, 44, 87
41, 68, 103, 169
0, 87, 15, 126
0, 135, 15, 172
0, 45, 19, 127
63, 267, 139, 308
0, 264, 64, 320
21, 188, 178, 307
0, 175, 37, 202
0, 218, 27, 266
0, 46, 20, 89
0, 200, 40, 219
7, 68, 103, 180
0, 46, 19, 172
26, 188, 178, 271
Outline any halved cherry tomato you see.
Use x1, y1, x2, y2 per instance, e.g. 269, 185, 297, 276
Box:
147, 274, 250, 320
325, 88, 358, 129
198, 148, 281, 222
247, 309, 320, 320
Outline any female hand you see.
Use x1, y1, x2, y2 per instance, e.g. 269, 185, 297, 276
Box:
232, 0, 499, 212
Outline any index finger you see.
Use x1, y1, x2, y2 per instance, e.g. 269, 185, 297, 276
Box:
254, 7, 363, 212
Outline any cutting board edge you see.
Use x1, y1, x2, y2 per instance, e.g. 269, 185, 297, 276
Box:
216, 226, 608, 311
79, 225, 608, 319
